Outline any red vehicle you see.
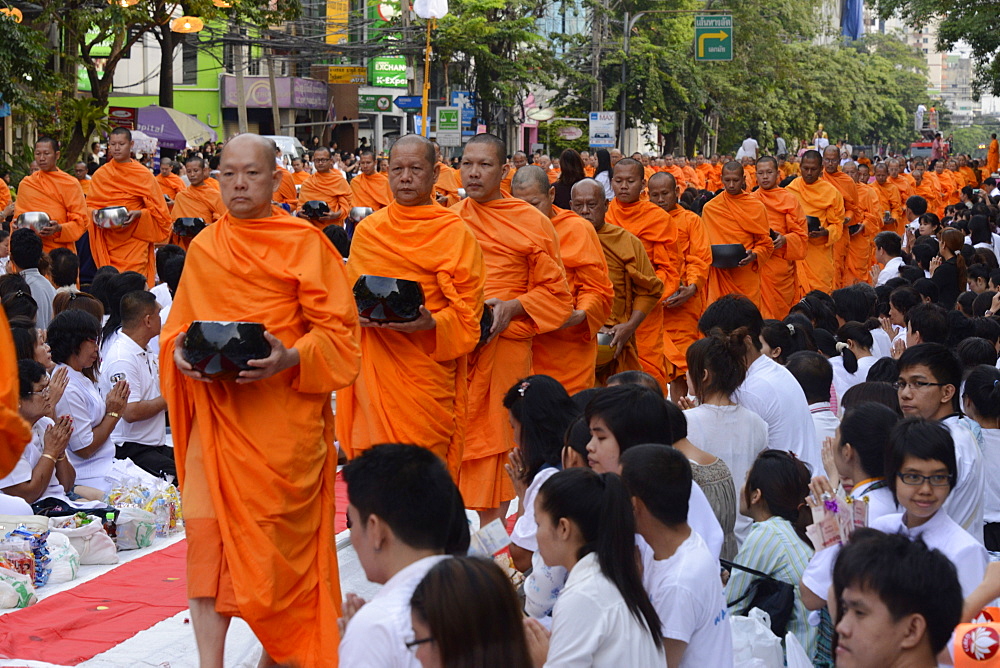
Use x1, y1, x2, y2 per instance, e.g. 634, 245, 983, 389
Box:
909, 140, 949, 159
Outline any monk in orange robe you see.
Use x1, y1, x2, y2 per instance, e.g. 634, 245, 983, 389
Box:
433, 142, 463, 206
156, 159, 186, 200
0, 310, 31, 477
707, 155, 723, 191
349, 150, 392, 210
988, 133, 999, 176
959, 155, 979, 188
695, 156, 713, 190
741, 158, 758, 192
73, 162, 92, 197
752, 156, 808, 319
571, 179, 664, 383
272, 147, 299, 213
581, 151, 596, 178
451, 134, 572, 521
169, 156, 226, 250
844, 161, 881, 285
662, 156, 688, 196
297, 147, 353, 226
290, 157, 311, 186
934, 160, 959, 206
338, 135, 484, 479
512, 166, 613, 394
821, 145, 859, 288
606, 158, 682, 390
87, 128, 172, 286
647, 172, 711, 399
0, 174, 12, 218
871, 162, 905, 236
701, 162, 774, 308
681, 160, 699, 190
13, 137, 87, 253
161, 134, 361, 668
887, 158, 915, 202
787, 150, 845, 295
913, 164, 943, 219
499, 151, 527, 197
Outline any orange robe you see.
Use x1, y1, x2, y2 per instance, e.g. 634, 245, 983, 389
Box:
78, 178, 91, 197
583, 166, 595, 178
853, 181, 882, 284
156, 173, 186, 199
988, 139, 999, 175
593, 222, 664, 382
338, 201, 485, 479
13, 168, 88, 253
87, 159, 171, 286
160, 211, 360, 667
915, 176, 942, 219
0, 311, 31, 477
938, 170, 960, 206
349, 171, 392, 210
205, 177, 221, 191
0, 184, 11, 211
743, 166, 757, 192
644, 165, 656, 181
872, 180, 905, 236
960, 165, 979, 188
547, 168, 560, 184
499, 168, 515, 197
752, 187, 808, 319
661, 206, 711, 372
605, 199, 681, 389
822, 170, 858, 288
451, 197, 573, 509
168, 183, 226, 250
435, 162, 462, 206
665, 166, 688, 196
531, 207, 614, 394
274, 167, 299, 212
682, 165, 699, 189
291, 170, 311, 186
889, 175, 915, 203
701, 191, 774, 308
297, 171, 354, 225
786, 177, 845, 295
695, 164, 713, 190
707, 164, 723, 191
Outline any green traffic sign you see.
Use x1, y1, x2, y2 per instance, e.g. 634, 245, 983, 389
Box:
694, 15, 733, 61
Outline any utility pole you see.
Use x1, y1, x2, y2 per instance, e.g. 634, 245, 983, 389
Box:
590, 0, 605, 111
267, 48, 281, 135
233, 32, 248, 133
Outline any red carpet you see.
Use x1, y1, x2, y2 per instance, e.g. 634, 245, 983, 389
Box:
0, 541, 188, 664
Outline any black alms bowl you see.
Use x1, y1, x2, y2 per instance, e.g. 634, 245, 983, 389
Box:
478, 302, 494, 347
806, 215, 821, 233
353, 275, 425, 324
711, 243, 746, 269
301, 200, 330, 219
172, 217, 207, 238
182, 321, 270, 381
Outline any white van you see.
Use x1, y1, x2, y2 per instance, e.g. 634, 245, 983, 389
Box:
262, 135, 306, 166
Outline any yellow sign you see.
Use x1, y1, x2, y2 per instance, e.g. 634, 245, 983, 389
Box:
326, 0, 349, 45
329, 66, 367, 84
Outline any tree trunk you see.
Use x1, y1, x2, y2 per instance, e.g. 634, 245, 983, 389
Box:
158, 26, 175, 108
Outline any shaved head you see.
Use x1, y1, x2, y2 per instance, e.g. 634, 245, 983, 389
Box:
613, 157, 644, 177
110, 127, 133, 142
219, 134, 280, 219
647, 171, 675, 189
388, 134, 438, 206
570, 178, 608, 229
511, 164, 550, 194
390, 134, 435, 166
466, 133, 506, 164
722, 160, 744, 175
572, 178, 604, 200
647, 172, 678, 211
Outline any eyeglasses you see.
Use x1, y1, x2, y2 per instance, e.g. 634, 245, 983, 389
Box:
25, 386, 50, 398
897, 472, 953, 487
891, 380, 948, 391
405, 637, 434, 651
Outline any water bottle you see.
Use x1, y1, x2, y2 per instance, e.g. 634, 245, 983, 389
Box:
154, 500, 169, 537
104, 512, 117, 545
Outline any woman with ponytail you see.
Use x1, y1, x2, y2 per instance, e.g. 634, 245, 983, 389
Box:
931, 227, 967, 308
830, 321, 876, 405
963, 365, 1000, 550
726, 450, 817, 657
532, 468, 664, 665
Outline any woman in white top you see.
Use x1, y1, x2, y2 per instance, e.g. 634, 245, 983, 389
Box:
684, 331, 769, 544
830, 322, 876, 405
531, 468, 664, 666
593, 149, 614, 200
963, 365, 1000, 551
48, 310, 129, 499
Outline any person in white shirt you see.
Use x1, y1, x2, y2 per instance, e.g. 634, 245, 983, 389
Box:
339, 444, 470, 668
896, 343, 985, 543
150, 245, 185, 310
962, 365, 1000, 550
699, 295, 821, 472
98, 290, 174, 481
622, 445, 733, 668
872, 230, 904, 286
787, 351, 840, 451
48, 310, 130, 499
801, 402, 902, 611
740, 134, 759, 161
901, 195, 927, 252
830, 323, 876, 405
9, 229, 57, 330
527, 468, 664, 666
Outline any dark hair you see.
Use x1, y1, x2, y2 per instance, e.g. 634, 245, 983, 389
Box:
155, 245, 185, 283
322, 224, 351, 258
886, 418, 957, 500
791, 293, 839, 334
699, 295, 763, 348
662, 400, 688, 442
584, 385, 673, 450
905, 195, 928, 217
889, 286, 921, 318
564, 416, 591, 461
503, 375, 579, 483
835, 321, 873, 374
49, 248, 79, 288
968, 263, 991, 286
956, 337, 997, 371
606, 370, 662, 396
874, 231, 902, 257
833, 529, 962, 655
53, 291, 104, 322
972, 291, 998, 318
911, 278, 939, 304
160, 256, 185, 297
904, 303, 948, 344
557, 149, 585, 188
119, 290, 158, 329
898, 264, 925, 285
963, 365, 1000, 419
759, 319, 813, 364
786, 351, 834, 404
0, 273, 30, 299
539, 468, 663, 645
88, 266, 120, 312
410, 557, 533, 668
101, 271, 147, 342
744, 450, 812, 544
571, 387, 601, 412
897, 343, 962, 412
685, 331, 748, 399
594, 149, 612, 177
17, 358, 47, 398
621, 444, 691, 526
973, 316, 1000, 346
2, 290, 37, 323
9, 229, 43, 270
970, 215, 992, 245
10, 322, 40, 362
840, 403, 900, 477
841, 381, 902, 415
831, 286, 877, 325
47, 309, 101, 365
918, 212, 942, 236
865, 357, 899, 384
956, 291, 977, 316
940, 228, 968, 293
343, 443, 469, 554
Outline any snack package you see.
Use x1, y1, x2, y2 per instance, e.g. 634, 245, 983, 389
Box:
3, 527, 50, 588
806, 493, 869, 551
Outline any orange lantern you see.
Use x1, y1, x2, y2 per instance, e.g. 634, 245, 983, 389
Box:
0, 7, 23, 21
171, 15, 204, 32
212, 0, 232, 7
107, 0, 140, 7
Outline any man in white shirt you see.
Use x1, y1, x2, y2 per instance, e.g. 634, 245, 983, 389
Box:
9, 229, 56, 329
871, 231, 904, 286
787, 351, 840, 447
901, 195, 927, 252
700, 295, 821, 473
897, 343, 985, 543
98, 290, 174, 481
339, 444, 468, 667
740, 134, 759, 161
622, 444, 733, 668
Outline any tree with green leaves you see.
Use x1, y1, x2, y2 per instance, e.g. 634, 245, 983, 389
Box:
0, 15, 66, 118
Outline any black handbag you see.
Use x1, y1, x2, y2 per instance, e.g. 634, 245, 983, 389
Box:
721, 558, 796, 637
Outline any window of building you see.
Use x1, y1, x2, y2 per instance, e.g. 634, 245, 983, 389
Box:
182, 35, 198, 85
